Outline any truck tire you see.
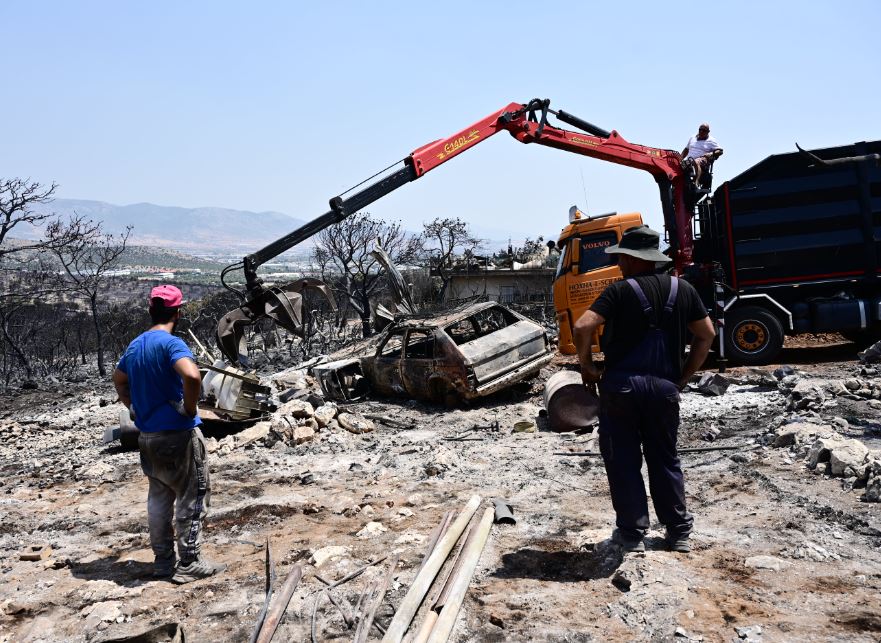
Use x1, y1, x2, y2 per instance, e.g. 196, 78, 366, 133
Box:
725, 306, 784, 366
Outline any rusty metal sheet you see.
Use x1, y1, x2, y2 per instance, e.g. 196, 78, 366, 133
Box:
371, 242, 416, 315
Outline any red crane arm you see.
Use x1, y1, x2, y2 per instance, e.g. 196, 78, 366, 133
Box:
223, 99, 695, 365
408, 100, 693, 268
241, 98, 692, 291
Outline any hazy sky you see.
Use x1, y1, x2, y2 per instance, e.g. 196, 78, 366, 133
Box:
3, 1, 879, 243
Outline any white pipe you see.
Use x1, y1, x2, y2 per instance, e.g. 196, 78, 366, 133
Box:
381, 495, 481, 643
426, 506, 494, 642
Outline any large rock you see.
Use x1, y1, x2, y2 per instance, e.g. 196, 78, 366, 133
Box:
806, 434, 845, 469
355, 521, 387, 539
217, 434, 235, 456
863, 460, 881, 502
292, 425, 315, 445
829, 440, 869, 477
82, 462, 114, 479
773, 365, 795, 380
788, 380, 827, 410
309, 545, 349, 566
80, 600, 123, 622
862, 458, 881, 481
744, 555, 789, 571
741, 368, 777, 387
859, 339, 881, 363
866, 474, 881, 502
697, 372, 730, 396
806, 434, 869, 476
825, 380, 852, 397
338, 413, 375, 434
235, 421, 271, 448
270, 417, 294, 442
313, 404, 338, 428
773, 422, 828, 448
278, 399, 314, 419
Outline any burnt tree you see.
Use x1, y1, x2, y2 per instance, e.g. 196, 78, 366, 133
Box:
422, 217, 481, 301
49, 221, 131, 377
0, 180, 97, 380
313, 212, 421, 337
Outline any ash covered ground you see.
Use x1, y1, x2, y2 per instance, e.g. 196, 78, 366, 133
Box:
1, 338, 881, 642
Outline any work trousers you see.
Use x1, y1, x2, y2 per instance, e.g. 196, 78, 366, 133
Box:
138, 427, 210, 564
598, 375, 692, 541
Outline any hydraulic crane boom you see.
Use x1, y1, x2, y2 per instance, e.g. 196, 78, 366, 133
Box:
217, 98, 692, 364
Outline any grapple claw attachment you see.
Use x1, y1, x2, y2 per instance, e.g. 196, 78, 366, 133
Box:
216, 278, 336, 365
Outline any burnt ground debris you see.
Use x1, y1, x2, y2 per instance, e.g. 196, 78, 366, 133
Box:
1, 336, 880, 641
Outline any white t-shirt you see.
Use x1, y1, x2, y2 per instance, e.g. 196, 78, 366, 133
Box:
685, 135, 720, 159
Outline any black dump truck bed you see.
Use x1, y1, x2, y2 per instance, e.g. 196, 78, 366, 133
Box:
705, 140, 881, 295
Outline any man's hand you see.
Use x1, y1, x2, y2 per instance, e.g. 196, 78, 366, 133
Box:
173, 357, 202, 419
112, 368, 132, 410
680, 315, 716, 387
573, 309, 606, 386
171, 398, 196, 418
581, 363, 602, 384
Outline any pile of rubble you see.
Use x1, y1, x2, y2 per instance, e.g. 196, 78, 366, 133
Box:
204, 368, 378, 457
763, 366, 881, 502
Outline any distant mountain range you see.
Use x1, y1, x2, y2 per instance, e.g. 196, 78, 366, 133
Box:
28, 199, 307, 253
23, 198, 545, 254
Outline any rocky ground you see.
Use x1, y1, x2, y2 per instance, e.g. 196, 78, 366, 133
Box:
1, 337, 881, 642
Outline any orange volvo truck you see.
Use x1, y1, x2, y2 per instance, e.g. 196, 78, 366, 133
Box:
551, 206, 643, 354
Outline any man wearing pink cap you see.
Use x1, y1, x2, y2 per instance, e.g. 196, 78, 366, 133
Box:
112, 285, 225, 583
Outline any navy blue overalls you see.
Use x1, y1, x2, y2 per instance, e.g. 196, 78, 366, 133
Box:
598, 276, 693, 542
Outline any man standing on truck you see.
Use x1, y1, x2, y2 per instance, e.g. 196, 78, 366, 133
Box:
573, 226, 716, 553
682, 122, 723, 187
112, 285, 225, 583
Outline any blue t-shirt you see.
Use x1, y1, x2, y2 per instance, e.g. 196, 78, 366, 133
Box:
117, 330, 202, 433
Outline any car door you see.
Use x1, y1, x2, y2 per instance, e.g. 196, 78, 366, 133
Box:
372, 329, 406, 395
400, 328, 436, 397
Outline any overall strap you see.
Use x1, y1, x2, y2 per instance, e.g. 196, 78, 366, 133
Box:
625, 278, 653, 316
625, 276, 679, 327
663, 277, 679, 321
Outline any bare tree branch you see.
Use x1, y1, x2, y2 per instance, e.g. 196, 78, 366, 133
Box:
422, 217, 481, 301
48, 219, 131, 376
312, 212, 421, 337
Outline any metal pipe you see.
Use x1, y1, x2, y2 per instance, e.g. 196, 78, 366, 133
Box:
412, 611, 439, 643
249, 539, 276, 643
554, 443, 757, 456
426, 507, 495, 642
354, 555, 399, 643
381, 495, 481, 643
255, 564, 303, 643
418, 512, 455, 574
412, 514, 468, 643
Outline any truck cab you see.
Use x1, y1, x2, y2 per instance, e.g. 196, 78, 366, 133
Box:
553, 207, 644, 354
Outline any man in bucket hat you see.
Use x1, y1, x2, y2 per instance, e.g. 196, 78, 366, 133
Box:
573, 226, 715, 553
112, 285, 226, 583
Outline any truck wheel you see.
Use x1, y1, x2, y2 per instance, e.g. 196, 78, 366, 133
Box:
725, 306, 784, 366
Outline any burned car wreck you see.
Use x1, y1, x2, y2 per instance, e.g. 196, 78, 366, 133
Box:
313, 302, 554, 404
